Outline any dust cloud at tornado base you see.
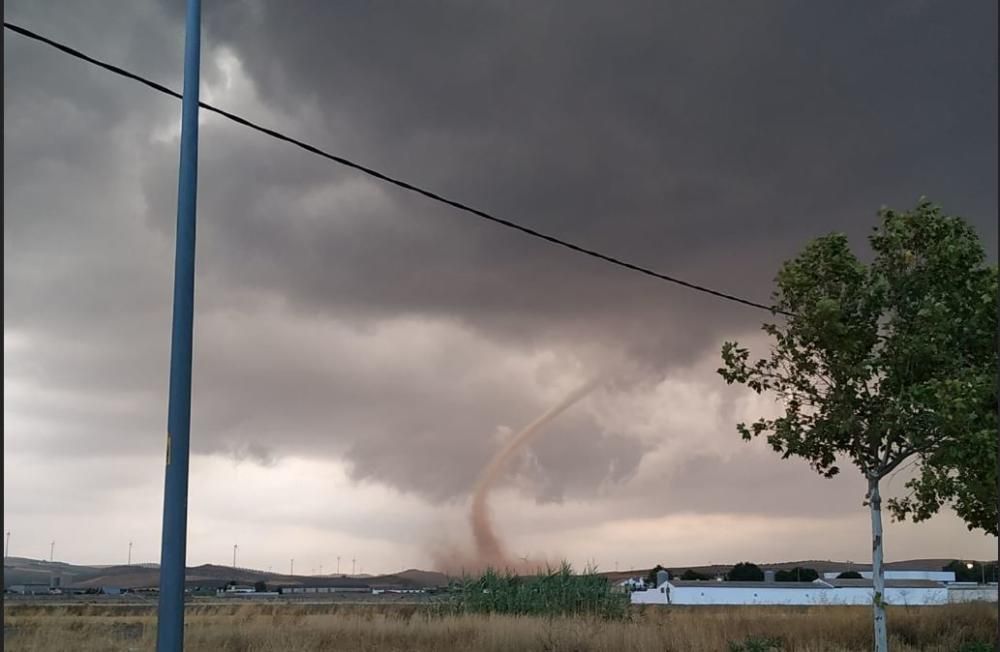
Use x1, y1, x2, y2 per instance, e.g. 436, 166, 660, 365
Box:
433, 380, 600, 574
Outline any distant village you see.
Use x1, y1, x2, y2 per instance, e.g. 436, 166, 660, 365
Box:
5, 556, 997, 608
622, 561, 998, 606
2, 556, 445, 599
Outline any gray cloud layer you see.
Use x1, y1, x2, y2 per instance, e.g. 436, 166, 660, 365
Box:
5, 1, 997, 526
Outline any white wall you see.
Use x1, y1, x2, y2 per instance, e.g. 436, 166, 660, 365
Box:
948, 586, 999, 603
884, 586, 949, 606
630, 586, 668, 604
668, 585, 827, 606
629, 583, 952, 606
863, 571, 955, 583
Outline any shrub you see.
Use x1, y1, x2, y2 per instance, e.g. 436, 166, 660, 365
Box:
944, 560, 998, 583
727, 562, 764, 582
957, 643, 995, 652
728, 635, 783, 651
774, 567, 818, 582
443, 561, 628, 620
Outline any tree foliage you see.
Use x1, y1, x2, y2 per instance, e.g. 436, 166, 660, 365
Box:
719, 200, 997, 534
727, 562, 764, 582
644, 564, 668, 587
836, 571, 863, 579
680, 569, 712, 581
775, 567, 819, 582
943, 560, 998, 583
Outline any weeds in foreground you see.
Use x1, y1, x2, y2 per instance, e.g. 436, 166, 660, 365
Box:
3, 601, 996, 652
440, 562, 628, 620
728, 635, 784, 652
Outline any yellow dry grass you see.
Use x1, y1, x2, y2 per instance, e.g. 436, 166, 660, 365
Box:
3, 601, 996, 651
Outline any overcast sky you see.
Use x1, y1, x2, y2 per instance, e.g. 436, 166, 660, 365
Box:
4, 1, 997, 574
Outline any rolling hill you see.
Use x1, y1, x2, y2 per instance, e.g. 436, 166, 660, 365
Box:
4, 556, 972, 590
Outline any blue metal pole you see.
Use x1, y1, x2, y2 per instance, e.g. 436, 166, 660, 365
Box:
156, 1, 201, 650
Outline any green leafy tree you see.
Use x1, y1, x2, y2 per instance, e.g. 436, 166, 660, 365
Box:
726, 562, 764, 582
253, 580, 267, 592
837, 571, 863, 579
680, 569, 711, 581
943, 560, 977, 582
718, 201, 997, 652
943, 560, 998, 584
775, 567, 818, 582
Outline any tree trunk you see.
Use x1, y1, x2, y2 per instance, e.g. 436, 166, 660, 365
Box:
869, 477, 888, 652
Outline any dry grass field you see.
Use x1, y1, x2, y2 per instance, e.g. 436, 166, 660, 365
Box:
3, 601, 996, 651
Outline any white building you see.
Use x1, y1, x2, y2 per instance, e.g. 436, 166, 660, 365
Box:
632, 580, 831, 606
630, 577, 993, 606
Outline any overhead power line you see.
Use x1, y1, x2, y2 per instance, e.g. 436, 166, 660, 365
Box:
5, 21, 788, 317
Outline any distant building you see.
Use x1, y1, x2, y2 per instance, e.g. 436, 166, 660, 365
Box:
223, 585, 255, 594
371, 586, 426, 594
279, 580, 370, 594
615, 578, 647, 592
218, 589, 280, 598
6, 584, 51, 595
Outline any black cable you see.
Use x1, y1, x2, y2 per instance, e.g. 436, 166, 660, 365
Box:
4, 20, 789, 317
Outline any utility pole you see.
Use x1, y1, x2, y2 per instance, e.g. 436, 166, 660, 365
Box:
50, 541, 55, 562
155, 1, 202, 649
290, 559, 294, 576
128, 541, 133, 566
352, 557, 356, 576
5, 531, 10, 559
336, 556, 340, 574
233, 544, 238, 569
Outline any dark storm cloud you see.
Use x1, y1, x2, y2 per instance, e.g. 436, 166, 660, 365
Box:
163, 0, 997, 353
4, 0, 996, 514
